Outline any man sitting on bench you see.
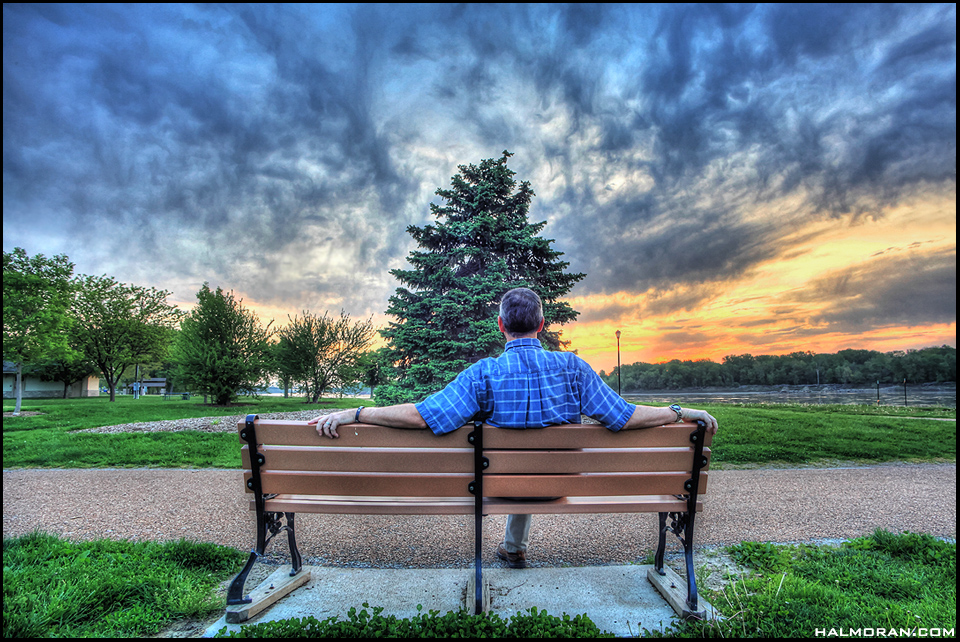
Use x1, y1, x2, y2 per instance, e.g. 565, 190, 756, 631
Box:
309, 287, 719, 568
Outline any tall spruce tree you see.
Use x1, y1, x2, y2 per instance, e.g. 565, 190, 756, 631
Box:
378, 151, 585, 405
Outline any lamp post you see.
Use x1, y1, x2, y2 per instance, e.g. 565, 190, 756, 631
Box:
615, 330, 621, 396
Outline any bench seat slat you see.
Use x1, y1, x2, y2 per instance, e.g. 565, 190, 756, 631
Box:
251, 471, 474, 497
484, 448, 710, 473
483, 472, 707, 497
255, 494, 701, 515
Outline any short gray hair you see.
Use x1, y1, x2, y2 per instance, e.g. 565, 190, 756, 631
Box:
499, 288, 544, 334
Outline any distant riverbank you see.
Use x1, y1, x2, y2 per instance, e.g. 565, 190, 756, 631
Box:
621, 382, 956, 408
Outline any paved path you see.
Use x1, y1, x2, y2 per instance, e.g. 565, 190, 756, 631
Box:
4, 463, 955, 567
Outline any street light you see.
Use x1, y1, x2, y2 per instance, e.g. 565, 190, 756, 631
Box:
615, 330, 621, 396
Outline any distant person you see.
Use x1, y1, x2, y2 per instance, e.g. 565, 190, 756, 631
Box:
310, 287, 718, 568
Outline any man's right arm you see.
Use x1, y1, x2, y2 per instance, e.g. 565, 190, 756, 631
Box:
309, 403, 427, 439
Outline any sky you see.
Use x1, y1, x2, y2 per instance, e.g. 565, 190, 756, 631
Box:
3, 3, 956, 374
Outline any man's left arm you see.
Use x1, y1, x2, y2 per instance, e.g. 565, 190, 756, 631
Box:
577, 359, 718, 436
620, 404, 718, 436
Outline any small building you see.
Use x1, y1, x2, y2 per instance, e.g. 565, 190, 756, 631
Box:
2, 361, 100, 399
125, 378, 169, 395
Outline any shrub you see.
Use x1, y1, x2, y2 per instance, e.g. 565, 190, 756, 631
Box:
215, 603, 615, 638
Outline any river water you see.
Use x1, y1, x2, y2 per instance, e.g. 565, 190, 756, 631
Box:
622, 384, 956, 409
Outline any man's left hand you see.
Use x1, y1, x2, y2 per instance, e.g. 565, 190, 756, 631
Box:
681, 408, 719, 436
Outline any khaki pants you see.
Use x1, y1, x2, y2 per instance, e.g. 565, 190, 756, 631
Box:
503, 514, 532, 553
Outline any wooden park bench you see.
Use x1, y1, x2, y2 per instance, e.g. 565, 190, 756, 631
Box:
226, 414, 712, 622
163, 392, 190, 400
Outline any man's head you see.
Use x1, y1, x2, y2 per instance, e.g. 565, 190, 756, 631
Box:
498, 288, 545, 337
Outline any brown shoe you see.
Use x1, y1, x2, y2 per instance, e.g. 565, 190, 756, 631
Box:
497, 543, 527, 569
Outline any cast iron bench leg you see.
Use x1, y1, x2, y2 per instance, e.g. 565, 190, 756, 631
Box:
655, 512, 669, 575
227, 510, 301, 605
683, 512, 700, 614
654, 510, 703, 618
285, 512, 302, 575
227, 551, 259, 605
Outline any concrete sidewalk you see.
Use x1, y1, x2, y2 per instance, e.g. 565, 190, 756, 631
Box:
205, 564, 713, 637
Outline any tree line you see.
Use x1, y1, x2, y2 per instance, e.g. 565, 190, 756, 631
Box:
600, 347, 957, 392
3, 249, 377, 412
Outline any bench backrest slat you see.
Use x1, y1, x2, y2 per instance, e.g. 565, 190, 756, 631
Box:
481, 423, 712, 449
242, 445, 474, 473
242, 420, 470, 448
483, 471, 707, 498
242, 446, 708, 474
240, 420, 712, 449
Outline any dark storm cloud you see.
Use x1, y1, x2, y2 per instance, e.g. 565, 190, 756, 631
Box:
805, 247, 956, 330
3, 3, 419, 307
380, 3, 954, 312
635, 2, 954, 196
547, 3, 955, 298
2, 3, 955, 327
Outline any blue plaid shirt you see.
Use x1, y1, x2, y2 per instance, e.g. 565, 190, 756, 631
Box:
415, 338, 635, 435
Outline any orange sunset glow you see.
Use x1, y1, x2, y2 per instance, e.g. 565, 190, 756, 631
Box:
561, 192, 956, 373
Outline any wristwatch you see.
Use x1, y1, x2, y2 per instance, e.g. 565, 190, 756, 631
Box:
669, 404, 683, 423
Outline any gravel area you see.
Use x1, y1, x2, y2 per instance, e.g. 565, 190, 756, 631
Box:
72, 410, 325, 434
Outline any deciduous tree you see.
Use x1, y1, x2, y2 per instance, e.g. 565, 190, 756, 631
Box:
274, 311, 375, 403
73, 274, 182, 401
172, 284, 272, 406
3, 248, 76, 414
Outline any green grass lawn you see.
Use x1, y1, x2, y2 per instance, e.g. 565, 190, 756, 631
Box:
654, 530, 956, 639
2, 395, 955, 469
3, 532, 247, 638
706, 403, 956, 467
3, 393, 344, 431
